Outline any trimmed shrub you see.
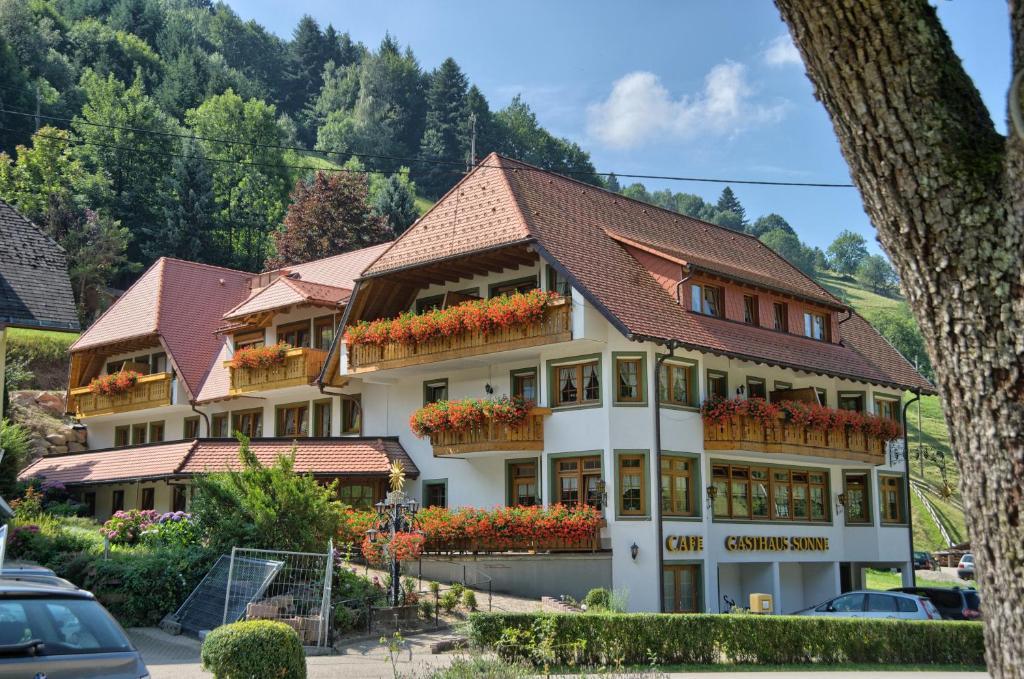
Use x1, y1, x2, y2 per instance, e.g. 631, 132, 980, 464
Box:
581, 588, 611, 611
439, 590, 458, 613
201, 620, 306, 679
469, 612, 986, 667
462, 589, 477, 611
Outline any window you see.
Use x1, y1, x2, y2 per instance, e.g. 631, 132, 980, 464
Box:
148, 421, 164, 443
423, 481, 447, 508
875, 397, 900, 421
277, 321, 311, 348
114, 426, 129, 448
184, 416, 200, 439
743, 295, 759, 326
803, 311, 830, 341
211, 413, 229, 437
490, 277, 537, 298
617, 454, 646, 516
547, 266, 571, 297
839, 392, 865, 412
112, 490, 125, 513
553, 360, 600, 408
711, 463, 830, 522
662, 565, 700, 613
815, 387, 828, 407
131, 423, 147, 445
151, 352, 167, 373
83, 492, 96, 516
511, 369, 537, 402
338, 482, 377, 510
746, 377, 767, 400
341, 395, 361, 435
415, 295, 444, 314
423, 379, 448, 405
821, 593, 865, 613
555, 456, 602, 509
844, 472, 871, 524
275, 403, 309, 437
707, 370, 728, 400
880, 475, 905, 523
313, 316, 337, 350
659, 360, 697, 408
615, 356, 644, 404
312, 399, 332, 437
661, 456, 694, 517
231, 409, 263, 438
773, 302, 789, 332
234, 330, 264, 349
690, 284, 723, 317
509, 462, 538, 506
140, 487, 155, 511
172, 485, 187, 512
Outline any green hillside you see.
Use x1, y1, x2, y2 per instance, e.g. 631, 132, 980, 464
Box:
816, 270, 965, 553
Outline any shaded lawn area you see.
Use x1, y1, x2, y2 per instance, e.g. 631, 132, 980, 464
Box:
864, 568, 969, 590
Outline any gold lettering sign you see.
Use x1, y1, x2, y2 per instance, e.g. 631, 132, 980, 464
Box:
665, 535, 704, 552
724, 536, 829, 552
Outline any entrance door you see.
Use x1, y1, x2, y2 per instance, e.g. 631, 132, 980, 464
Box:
839, 563, 853, 593
662, 564, 700, 613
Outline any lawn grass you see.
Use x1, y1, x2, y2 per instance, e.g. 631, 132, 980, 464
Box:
649, 663, 987, 673
5, 327, 79, 343
864, 568, 965, 591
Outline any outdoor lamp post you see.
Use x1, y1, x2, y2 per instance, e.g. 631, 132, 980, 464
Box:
366, 462, 420, 608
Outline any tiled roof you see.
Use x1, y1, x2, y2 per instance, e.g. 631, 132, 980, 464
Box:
351, 153, 933, 393
283, 242, 393, 287
0, 200, 79, 330
17, 437, 418, 486
224, 277, 349, 321
193, 341, 233, 403
19, 441, 196, 486
71, 258, 252, 399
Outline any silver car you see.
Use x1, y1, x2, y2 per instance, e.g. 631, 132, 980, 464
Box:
795, 590, 941, 620
0, 579, 149, 678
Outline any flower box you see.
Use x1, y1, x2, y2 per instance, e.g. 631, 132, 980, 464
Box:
89, 370, 142, 397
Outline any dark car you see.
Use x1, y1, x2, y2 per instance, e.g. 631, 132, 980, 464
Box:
890, 586, 982, 620
912, 551, 936, 571
0, 579, 149, 678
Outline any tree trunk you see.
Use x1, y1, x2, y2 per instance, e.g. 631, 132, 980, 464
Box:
773, 1, 1024, 675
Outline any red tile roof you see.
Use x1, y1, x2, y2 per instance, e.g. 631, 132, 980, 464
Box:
19, 441, 196, 485
71, 258, 252, 399
352, 153, 933, 393
282, 242, 393, 288
18, 437, 418, 486
223, 277, 350, 321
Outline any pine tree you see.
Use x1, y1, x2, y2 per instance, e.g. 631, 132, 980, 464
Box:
715, 186, 747, 225
416, 57, 469, 198
605, 173, 621, 193
372, 170, 418, 235
285, 15, 328, 117
145, 139, 217, 262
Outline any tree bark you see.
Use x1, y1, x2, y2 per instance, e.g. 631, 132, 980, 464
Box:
773, 1, 1024, 675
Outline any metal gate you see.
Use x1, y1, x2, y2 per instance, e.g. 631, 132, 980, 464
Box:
223, 541, 334, 648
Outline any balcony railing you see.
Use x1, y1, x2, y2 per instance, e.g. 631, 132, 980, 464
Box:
704, 414, 893, 464
429, 407, 551, 457
348, 298, 572, 373
70, 372, 173, 418
227, 347, 328, 395
422, 520, 603, 554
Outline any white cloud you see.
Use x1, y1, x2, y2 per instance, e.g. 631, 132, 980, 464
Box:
586, 63, 787, 149
763, 34, 802, 67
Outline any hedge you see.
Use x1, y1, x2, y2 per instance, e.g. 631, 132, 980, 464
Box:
468, 612, 985, 667
201, 620, 306, 679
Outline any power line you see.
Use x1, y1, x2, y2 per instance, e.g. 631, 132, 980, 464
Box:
0, 105, 857, 189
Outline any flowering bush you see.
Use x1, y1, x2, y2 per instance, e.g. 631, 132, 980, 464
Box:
141, 511, 201, 548
701, 397, 902, 441
337, 509, 378, 545
346, 289, 558, 348
9, 486, 44, 516
230, 343, 290, 369
7, 524, 40, 553
361, 531, 425, 566
101, 509, 161, 545
409, 396, 533, 438
89, 370, 141, 397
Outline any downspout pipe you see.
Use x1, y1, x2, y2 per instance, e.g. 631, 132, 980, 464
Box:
654, 340, 679, 612
189, 401, 209, 437
901, 391, 921, 587
320, 384, 363, 432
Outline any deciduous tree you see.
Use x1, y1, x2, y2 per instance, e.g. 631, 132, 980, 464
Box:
826, 229, 868, 275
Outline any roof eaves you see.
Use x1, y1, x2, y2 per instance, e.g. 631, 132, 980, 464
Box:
355, 238, 538, 281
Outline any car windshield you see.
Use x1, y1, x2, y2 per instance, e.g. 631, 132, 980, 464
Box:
0, 598, 132, 656
962, 555, 974, 563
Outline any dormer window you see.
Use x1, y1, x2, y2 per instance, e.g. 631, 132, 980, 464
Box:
743, 295, 759, 326
691, 284, 723, 318
803, 311, 830, 341
773, 302, 788, 332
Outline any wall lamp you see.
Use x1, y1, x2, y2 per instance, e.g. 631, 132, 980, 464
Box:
705, 484, 718, 510
630, 542, 639, 561
834, 492, 848, 514
595, 479, 609, 508
736, 385, 745, 397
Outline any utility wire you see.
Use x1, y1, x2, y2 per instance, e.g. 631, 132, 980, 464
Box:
0, 105, 857, 189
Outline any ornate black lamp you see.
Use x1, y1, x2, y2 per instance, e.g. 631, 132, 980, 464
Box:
366, 462, 421, 607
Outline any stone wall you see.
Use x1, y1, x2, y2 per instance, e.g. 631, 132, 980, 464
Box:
8, 391, 86, 459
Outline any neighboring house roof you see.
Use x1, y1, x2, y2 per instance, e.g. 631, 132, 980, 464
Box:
283, 242, 393, 288
18, 437, 418, 485
70, 258, 252, 399
223, 276, 350, 322
0, 200, 79, 331
193, 341, 234, 404
351, 153, 933, 393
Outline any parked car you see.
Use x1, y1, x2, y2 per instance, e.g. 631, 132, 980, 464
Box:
0, 566, 77, 589
0, 579, 149, 678
912, 551, 936, 571
958, 553, 976, 580
890, 586, 981, 620
795, 590, 941, 620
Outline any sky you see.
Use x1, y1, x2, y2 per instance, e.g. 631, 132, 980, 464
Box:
225, 0, 1011, 255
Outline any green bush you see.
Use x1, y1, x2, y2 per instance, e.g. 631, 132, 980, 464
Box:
462, 589, 477, 611
429, 581, 440, 596
201, 620, 306, 679
581, 588, 611, 611
469, 613, 986, 667
419, 599, 435, 620
439, 590, 458, 613
0, 419, 28, 497
450, 582, 465, 599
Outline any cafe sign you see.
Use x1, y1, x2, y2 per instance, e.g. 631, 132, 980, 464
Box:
664, 535, 704, 552
724, 536, 830, 552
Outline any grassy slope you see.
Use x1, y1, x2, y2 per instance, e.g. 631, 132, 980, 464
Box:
815, 271, 965, 553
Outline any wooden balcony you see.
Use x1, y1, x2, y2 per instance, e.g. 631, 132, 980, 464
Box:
227, 347, 328, 395
704, 414, 893, 464
70, 372, 173, 418
423, 520, 603, 555
429, 407, 551, 457
348, 298, 572, 373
